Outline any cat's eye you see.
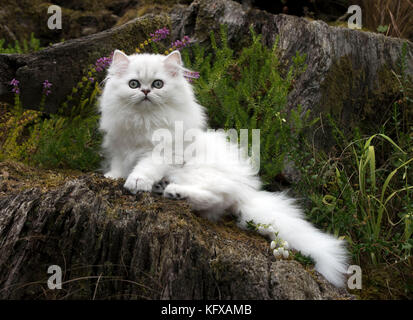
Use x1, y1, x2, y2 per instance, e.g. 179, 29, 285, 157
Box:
152, 79, 164, 89
129, 80, 140, 89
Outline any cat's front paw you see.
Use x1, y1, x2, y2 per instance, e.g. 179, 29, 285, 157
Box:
163, 184, 187, 200
152, 178, 170, 195
104, 171, 122, 179
124, 174, 153, 194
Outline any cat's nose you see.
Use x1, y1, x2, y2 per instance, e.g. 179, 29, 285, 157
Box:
141, 89, 151, 95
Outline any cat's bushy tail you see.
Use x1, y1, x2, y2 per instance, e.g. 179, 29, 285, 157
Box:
236, 189, 348, 287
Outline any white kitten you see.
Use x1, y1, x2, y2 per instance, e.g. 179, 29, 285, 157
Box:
99, 50, 206, 187
99, 50, 349, 287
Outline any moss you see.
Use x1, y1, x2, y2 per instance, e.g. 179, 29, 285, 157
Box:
106, 14, 171, 56
0, 160, 82, 194
327, 21, 372, 33
319, 55, 401, 138
116, 4, 173, 26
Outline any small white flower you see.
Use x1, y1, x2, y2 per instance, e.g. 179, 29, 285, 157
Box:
268, 226, 275, 233
273, 249, 281, 258
283, 250, 289, 259
270, 241, 277, 250
282, 241, 289, 250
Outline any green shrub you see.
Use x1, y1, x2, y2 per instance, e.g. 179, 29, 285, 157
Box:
0, 33, 42, 54
0, 76, 102, 171
32, 114, 101, 171
183, 26, 314, 187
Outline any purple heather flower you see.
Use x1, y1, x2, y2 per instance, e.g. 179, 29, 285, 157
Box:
10, 78, 19, 86
183, 70, 200, 79
95, 54, 113, 72
89, 77, 95, 83
183, 70, 200, 83
10, 78, 20, 94
43, 80, 52, 89
170, 36, 191, 51
150, 27, 170, 42
42, 80, 52, 96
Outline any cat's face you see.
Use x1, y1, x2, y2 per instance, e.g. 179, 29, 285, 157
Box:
105, 50, 186, 110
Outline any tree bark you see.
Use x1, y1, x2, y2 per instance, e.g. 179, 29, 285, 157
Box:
0, 161, 352, 299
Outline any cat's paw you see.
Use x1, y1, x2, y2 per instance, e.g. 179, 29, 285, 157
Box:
124, 174, 153, 194
152, 178, 169, 195
163, 184, 187, 200
104, 171, 122, 179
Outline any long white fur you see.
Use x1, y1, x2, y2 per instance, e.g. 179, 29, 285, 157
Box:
99, 50, 349, 287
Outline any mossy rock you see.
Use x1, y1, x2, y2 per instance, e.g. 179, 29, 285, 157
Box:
320, 56, 404, 134
0, 14, 171, 113
0, 0, 194, 46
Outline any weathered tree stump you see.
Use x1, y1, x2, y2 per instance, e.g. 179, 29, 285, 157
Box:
0, 161, 352, 299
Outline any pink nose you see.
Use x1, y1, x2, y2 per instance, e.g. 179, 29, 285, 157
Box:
141, 89, 150, 95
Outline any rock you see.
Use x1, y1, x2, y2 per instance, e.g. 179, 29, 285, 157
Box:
233, 0, 350, 21
0, 14, 169, 113
0, 0, 185, 45
0, 0, 120, 46
0, 161, 352, 299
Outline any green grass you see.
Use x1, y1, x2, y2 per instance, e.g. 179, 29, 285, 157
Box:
290, 45, 412, 298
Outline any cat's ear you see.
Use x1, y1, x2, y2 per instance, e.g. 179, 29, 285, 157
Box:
164, 50, 182, 77
164, 50, 182, 66
111, 50, 129, 75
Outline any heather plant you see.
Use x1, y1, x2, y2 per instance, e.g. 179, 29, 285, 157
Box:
0, 64, 104, 170
0, 33, 42, 54
0, 74, 102, 170
182, 26, 313, 187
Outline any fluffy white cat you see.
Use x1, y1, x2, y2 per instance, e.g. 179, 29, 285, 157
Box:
99, 49, 349, 287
